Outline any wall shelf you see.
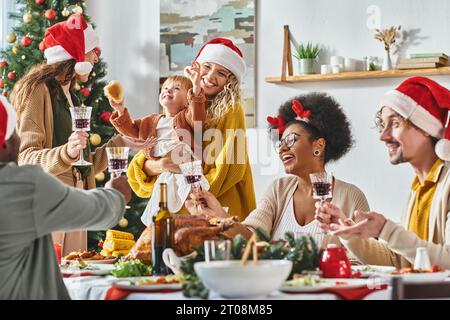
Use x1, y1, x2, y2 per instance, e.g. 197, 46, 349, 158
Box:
265, 66, 450, 83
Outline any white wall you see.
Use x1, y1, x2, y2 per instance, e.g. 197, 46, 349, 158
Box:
87, 0, 450, 222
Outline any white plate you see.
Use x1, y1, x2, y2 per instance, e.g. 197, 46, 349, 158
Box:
380, 270, 450, 284
62, 258, 117, 265
352, 265, 396, 277
112, 277, 182, 292
60, 263, 115, 276
280, 278, 376, 293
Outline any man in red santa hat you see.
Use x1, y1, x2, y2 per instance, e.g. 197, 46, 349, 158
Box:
316, 76, 450, 269
0, 95, 131, 299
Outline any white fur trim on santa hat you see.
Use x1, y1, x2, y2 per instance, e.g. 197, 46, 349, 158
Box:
195, 43, 246, 82
435, 139, 450, 161
379, 89, 444, 138
44, 24, 99, 65
75, 61, 93, 76
0, 95, 17, 141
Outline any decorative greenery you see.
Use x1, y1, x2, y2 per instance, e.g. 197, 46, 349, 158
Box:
0, 0, 147, 248
293, 42, 321, 60
179, 229, 320, 299
111, 259, 152, 278
374, 25, 401, 52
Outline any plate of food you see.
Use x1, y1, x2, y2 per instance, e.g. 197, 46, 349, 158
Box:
280, 275, 374, 293
62, 250, 117, 264
380, 265, 450, 283
352, 265, 396, 278
112, 275, 184, 292
60, 260, 116, 276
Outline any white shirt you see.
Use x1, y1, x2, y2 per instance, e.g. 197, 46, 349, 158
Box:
271, 195, 325, 248
152, 116, 180, 157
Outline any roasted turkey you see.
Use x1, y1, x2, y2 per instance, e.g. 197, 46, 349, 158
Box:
125, 215, 239, 265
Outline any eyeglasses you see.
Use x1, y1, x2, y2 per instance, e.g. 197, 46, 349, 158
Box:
275, 132, 300, 153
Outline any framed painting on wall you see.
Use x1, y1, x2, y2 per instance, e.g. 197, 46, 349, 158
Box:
160, 0, 256, 128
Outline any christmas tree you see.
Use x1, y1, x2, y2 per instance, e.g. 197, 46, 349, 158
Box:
0, 0, 146, 249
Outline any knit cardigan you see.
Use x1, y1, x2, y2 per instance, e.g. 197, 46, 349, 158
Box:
341, 161, 450, 269
243, 175, 370, 246
13, 82, 124, 189
127, 104, 256, 221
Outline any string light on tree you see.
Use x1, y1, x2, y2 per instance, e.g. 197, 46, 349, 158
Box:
21, 55, 26, 60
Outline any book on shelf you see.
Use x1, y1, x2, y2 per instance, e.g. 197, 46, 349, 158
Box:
396, 62, 442, 70
409, 53, 448, 59
400, 57, 448, 65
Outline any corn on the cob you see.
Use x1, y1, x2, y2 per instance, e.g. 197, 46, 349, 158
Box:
106, 229, 134, 240
100, 249, 112, 257
103, 238, 135, 251
112, 250, 130, 257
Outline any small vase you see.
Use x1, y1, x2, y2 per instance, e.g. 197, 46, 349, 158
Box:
382, 50, 392, 71
299, 58, 315, 75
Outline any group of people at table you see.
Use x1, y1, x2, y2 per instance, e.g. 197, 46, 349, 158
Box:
1, 14, 449, 300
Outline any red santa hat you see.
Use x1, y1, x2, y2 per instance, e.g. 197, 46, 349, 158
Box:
43, 13, 99, 76
379, 76, 450, 161
0, 96, 17, 147
191, 38, 246, 82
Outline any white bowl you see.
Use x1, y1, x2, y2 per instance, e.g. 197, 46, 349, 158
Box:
194, 260, 293, 298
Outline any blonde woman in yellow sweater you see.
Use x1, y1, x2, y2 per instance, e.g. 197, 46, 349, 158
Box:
128, 38, 256, 221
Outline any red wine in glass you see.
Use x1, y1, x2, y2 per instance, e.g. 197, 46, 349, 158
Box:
185, 175, 202, 184
74, 118, 91, 131
108, 158, 128, 172
312, 182, 332, 198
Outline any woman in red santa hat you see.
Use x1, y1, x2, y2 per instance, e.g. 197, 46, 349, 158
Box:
10, 13, 126, 256
127, 38, 256, 221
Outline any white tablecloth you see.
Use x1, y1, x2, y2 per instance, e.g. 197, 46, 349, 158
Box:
63, 276, 391, 300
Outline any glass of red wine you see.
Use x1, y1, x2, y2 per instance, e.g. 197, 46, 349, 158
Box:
106, 147, 130, 177
69, 106, 93, 166
310, 172, 333, 204
180, 160, 205, 210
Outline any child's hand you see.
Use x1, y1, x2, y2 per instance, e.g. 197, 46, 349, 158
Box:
185, 61, 201, 96
108, 97, 125, 115
121, 136, 158, 150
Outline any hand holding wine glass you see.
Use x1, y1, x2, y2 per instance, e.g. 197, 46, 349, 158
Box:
67, 131, 89, 159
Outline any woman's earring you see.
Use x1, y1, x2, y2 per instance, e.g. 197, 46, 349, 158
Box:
314, 149, 321, 157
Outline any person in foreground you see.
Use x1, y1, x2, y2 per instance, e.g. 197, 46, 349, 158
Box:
186, 93, 369, 249
316, 77, 450, 268
0, 96, 131, 299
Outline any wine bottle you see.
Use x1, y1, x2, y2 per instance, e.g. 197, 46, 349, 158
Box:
151, 183, 174, 275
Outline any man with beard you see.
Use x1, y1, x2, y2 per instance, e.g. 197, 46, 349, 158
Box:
0, 96, 132, 299
315, 77, 450, 268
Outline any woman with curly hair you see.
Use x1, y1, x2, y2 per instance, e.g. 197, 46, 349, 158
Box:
186, 92, 370, 248
127, 38, 256, 221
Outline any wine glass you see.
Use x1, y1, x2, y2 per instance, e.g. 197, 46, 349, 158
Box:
106, 147, 131, 209
69, 106, 93, 166
179, 160, 205, 210
309, 172, 333, 206
106, 147, 130, 177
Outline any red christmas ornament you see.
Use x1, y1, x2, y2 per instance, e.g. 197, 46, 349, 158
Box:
99, 111, 112, 124
0, 61, 7, 69
38, 40, 46, 51
7, 72, 15, 80
35, 0, 45, 4
98, 241, 103, 248
45, 9, 57, 21
21, 36, 32, 47
80, 87, 90, 97
2, 91, 7, 97
0, 78, 4, 89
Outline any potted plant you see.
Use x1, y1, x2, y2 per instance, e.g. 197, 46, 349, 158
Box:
374, 25, 401, 71
293, 42, 321, 75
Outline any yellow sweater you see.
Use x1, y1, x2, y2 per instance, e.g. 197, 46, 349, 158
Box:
127, 105, 256, 221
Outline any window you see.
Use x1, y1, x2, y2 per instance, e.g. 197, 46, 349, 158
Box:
1, 0, 16, 49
